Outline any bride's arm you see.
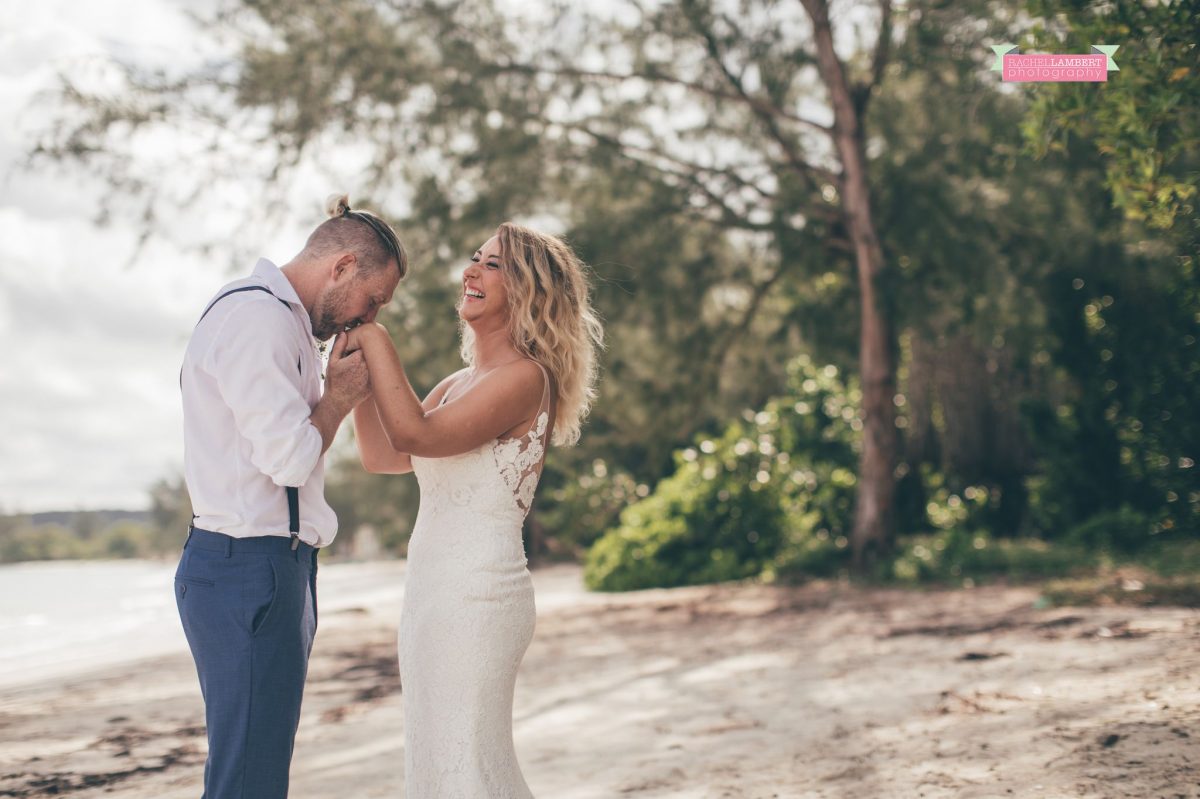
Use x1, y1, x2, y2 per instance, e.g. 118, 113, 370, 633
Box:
345, 323, 542, 458
352, 398, 413, 474
348, 352, 469, 474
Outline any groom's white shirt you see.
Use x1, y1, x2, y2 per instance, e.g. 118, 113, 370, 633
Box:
181, 258, 337, 547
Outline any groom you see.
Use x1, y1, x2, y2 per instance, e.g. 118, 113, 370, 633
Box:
175, 201, 406, 799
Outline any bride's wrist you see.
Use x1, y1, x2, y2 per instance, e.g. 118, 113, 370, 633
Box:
359, 322, 388, 350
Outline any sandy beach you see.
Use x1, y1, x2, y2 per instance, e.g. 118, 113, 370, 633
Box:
0, 562, 1197, 798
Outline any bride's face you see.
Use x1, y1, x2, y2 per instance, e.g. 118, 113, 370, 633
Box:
458, 234, 508, 324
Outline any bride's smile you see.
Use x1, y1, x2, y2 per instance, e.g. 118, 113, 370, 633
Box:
458, 234, 508, 322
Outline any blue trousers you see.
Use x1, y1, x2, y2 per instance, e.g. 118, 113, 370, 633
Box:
175, 528, 319, 799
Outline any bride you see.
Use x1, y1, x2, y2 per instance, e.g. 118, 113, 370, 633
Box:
342, 221, 603, 796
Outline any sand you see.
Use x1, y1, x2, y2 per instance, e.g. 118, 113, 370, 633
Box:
0, 563, 1197, 798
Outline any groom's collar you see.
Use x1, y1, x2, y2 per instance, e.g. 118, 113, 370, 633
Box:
252, 257, 304, 308
252, 258, 314, 339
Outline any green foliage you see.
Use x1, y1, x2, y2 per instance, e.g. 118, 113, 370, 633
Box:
0, 523, 86, 562
918, 467, 998, 535
0, 518, 170, 563
1039, 540, 1200, 607
96, 522, 153, 559
538, 459, 645, 559
1129, 538, 1200, 578
585, 356, 859, 591
1041, 572, 1200, 608
324, 464, 419, 556
869, 3, 1086, 538
147, 477, 194, 553
1063, 506, 1153, 555
889, 528, 1094, 585
583, 426, 790, 591
0, 478, 195, 564
1022, 0, 1200, 235
1020, 240, 1200, 540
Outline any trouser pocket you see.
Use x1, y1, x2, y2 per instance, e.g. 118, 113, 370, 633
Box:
245, 556, 279, 636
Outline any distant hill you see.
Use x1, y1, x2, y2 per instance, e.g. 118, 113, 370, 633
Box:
0, 509, 164, 564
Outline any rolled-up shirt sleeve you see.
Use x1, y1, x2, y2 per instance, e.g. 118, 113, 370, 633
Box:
204, 301, 322, 487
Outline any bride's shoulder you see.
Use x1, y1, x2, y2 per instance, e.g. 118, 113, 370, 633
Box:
495, 358, 548, 395
424, 367, 472, 408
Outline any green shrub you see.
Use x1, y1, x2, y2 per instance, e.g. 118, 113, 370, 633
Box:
889, 528, 1094, 585
540, 457, 644, 558
96, 522, 153, 559
1064, 506, 1154, 555
1131, 538, 1200, 576
584, 425, 789, 591
0, 523, 88, 562
585, 356, 860, 591
920, 467, 996, 535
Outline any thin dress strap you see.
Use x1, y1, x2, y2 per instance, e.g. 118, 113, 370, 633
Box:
518, 359, 549, 479
529, 360, 551, 433
498, 360, 553, 514
529, 359, 553, 465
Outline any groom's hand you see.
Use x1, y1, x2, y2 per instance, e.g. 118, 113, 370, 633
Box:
326, 332, 371, 411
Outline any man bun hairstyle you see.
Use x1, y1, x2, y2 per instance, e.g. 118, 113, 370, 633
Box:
325, 192, 352, 218
304, 192, 408, 278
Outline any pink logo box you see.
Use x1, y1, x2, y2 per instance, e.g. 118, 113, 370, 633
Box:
990, 45, 1120, 83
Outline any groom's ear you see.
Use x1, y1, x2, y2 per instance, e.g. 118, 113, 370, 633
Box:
332, 253, 357, 281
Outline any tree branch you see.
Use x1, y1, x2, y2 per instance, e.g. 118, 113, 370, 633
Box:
493, 61, 832, 135
566, 123, 779, 232
869, 0, 894, 92
853, 0, 893, 118
706, 257, 793, 377
678, 0, 834, 187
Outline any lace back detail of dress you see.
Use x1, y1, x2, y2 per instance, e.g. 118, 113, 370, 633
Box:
491, 362, 551, 514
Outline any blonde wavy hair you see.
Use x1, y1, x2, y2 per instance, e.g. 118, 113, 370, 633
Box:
459, 223, 604, 446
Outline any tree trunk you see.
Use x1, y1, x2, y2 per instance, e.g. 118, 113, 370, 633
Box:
801, 0, 898, 568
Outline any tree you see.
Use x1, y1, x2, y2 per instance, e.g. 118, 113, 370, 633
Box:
148, 476, 195, 552
799, 0, 897, 565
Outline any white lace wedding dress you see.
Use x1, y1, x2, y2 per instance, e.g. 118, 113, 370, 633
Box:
399, 362, 550, 798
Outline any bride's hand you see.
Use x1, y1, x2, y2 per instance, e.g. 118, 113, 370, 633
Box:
345, 321, 389, 353
342, 323, 376, 355
340, 326, 364, 355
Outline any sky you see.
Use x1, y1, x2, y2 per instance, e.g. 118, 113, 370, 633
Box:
0, 0, 320, 513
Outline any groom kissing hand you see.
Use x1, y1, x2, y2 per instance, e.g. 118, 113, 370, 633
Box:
174, 194, 406, 799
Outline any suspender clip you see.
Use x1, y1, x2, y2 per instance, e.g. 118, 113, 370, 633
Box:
290, 533, 300, 551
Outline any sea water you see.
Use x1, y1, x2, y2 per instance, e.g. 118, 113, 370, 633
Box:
0, 558, 408, 689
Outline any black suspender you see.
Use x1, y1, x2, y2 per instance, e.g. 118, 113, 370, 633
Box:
197, 284, 290, 323
286, 486, 300, 550
187, 284, 305, 550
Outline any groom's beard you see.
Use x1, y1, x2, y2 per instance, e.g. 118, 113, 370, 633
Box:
312, 281, 353, 341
